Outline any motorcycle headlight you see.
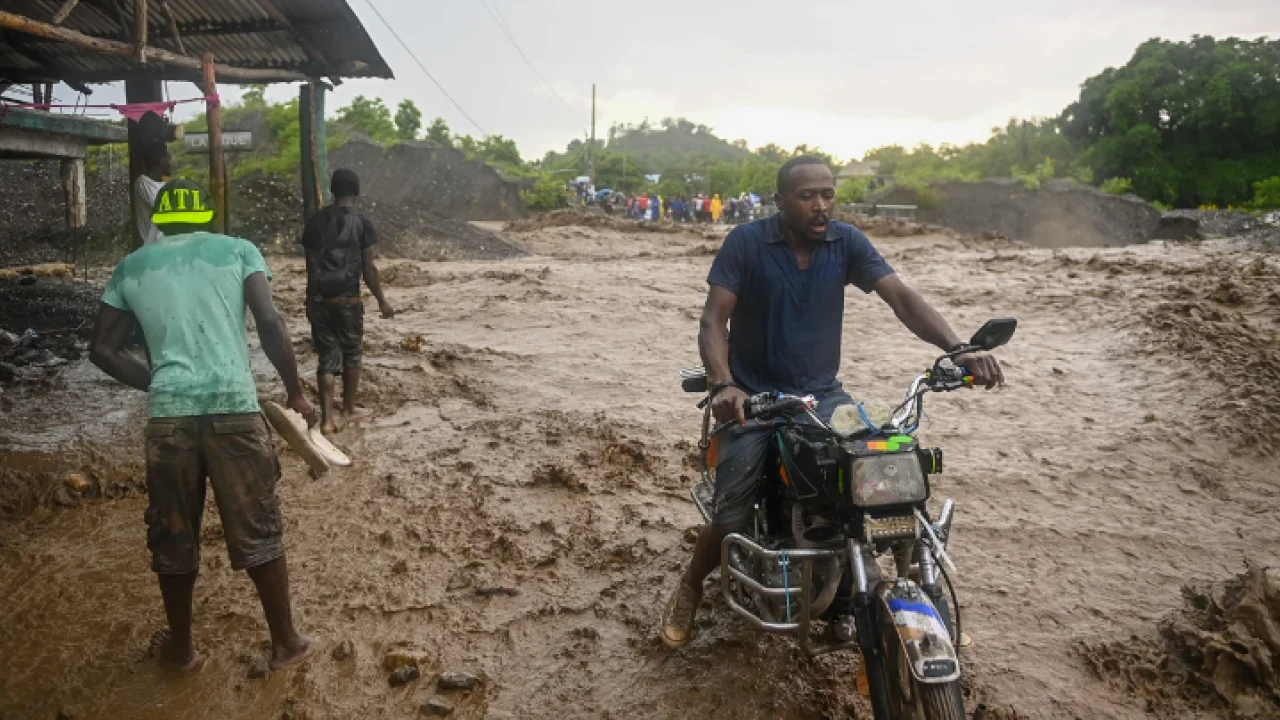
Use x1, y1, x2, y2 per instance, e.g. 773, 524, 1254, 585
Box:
850, 453, 928, 507
829, 404, 863, 437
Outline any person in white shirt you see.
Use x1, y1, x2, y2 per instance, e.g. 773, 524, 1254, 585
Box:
134, 142, 171, 246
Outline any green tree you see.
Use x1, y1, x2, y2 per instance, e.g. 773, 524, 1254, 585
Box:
241, 84, 268, 108
426, 117, 452, 147
1060, 36, 1280, 207
522, 173, 569, 210
1250, 176, 1280, 209
394, 99, 422, 141
335, 95, 398, 145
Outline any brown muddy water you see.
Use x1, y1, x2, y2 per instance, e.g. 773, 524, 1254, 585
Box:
2, 220, 1279, 719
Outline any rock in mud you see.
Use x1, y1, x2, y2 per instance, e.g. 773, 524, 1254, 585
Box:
331, 639, 354, 661
420, 696, 455, 716
247, 660, 268, 680
436, 672, 480, 692
389, 664, 421, 687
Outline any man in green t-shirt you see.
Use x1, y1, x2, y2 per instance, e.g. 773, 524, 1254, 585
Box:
91, 178, 316, 672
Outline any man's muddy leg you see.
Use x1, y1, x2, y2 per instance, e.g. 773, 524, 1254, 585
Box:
246, 555, 313, 669
341, 365, 361, 417
155, 571, 198, 668
685, 523, 734, 588
318, 372, 337, 434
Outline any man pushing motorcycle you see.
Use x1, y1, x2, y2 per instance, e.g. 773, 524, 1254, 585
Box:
661, 155, 1004, 648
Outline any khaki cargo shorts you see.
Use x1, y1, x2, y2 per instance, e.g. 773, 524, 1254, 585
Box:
144, 413, 284, 574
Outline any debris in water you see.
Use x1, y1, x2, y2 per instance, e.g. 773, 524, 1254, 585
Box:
383, 646, 430, 671
63, 472, 90, 494
331, 639, 354, 662
420, 696, 455, 716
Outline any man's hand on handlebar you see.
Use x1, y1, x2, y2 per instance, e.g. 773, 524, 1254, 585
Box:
954, 349, 1004, 389
711, 385, 749, 426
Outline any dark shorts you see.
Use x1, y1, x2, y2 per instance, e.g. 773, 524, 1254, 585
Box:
144, 413, 284, 574
711, 388, 853, 527
308, 298, 364, 375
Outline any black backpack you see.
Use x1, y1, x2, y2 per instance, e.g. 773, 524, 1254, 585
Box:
311, 208, 363, 299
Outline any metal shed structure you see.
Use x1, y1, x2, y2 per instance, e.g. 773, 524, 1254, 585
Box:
0, 0, 394, 241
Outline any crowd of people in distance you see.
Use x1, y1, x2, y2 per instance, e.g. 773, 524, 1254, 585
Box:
604, 192, 765, 224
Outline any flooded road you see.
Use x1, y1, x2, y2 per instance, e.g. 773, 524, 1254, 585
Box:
2, 219, 1278, 718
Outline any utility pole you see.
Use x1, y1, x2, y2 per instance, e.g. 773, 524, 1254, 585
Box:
589, 83, 596, 188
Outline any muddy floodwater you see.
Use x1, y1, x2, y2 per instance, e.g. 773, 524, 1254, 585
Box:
2, 219, 1279, 719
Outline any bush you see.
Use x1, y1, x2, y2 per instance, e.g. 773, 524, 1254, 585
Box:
913, 186, 944, 211
1101, 177, 1133, 195
835, 177, 870, 204
1249, 176, 1280, 210
521, 174, 569, 211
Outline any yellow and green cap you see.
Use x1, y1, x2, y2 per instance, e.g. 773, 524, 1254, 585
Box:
151, 178, 215, 226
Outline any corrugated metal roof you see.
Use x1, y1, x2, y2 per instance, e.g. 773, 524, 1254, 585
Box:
0, 0, 393, 83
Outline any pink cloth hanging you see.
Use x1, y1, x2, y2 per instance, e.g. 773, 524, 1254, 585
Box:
0, 93, 219, 121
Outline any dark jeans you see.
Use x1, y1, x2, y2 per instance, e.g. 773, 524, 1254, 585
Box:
711, 388, 854, 526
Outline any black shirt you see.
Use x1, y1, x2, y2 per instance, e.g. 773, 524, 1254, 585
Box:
300, 205, 378, 299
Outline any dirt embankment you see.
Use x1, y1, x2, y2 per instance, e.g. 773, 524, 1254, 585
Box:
1081, 564, 1280, 717
871, 179, 1163, 247
331, 137, 528, 221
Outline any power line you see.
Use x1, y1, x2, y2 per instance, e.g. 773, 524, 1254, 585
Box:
477, 0, 588, 130
363, 0, 488, 137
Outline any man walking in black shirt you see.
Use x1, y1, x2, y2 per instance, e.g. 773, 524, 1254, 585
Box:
300, 169, 395, 435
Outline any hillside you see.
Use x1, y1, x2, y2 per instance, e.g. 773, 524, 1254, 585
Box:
605, 119, 750, 169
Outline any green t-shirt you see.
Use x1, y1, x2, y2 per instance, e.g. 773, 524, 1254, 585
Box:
102, 232, 271, 418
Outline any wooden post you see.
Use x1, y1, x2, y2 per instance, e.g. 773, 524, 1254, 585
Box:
299, 83, 318, 220
299, 81, 329, 220
313, 81, 329, 208
61, 158, 87, 229
201, 53, 225, 233
125, 77, 161, 248
134, 0, 147, 63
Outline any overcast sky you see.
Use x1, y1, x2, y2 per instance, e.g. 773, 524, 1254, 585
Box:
61, 0, 1280, 163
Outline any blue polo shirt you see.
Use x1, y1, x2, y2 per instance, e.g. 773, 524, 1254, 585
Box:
707, 215, 894, 395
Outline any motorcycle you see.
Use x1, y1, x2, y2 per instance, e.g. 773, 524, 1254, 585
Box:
679, 318, 1016, 720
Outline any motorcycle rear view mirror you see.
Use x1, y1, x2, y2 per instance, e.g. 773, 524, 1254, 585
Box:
968, 318, 1018, 351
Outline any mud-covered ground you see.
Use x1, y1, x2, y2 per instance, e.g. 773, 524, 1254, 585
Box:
1, 219, 1279, 719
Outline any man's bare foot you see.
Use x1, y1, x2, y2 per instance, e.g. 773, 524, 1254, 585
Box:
320, 420, 338, 436
269, 633, 316, 671
342, 407, 371, 423
148, 629, 202, 672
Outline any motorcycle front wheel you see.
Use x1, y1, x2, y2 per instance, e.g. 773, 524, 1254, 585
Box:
879, 620, 965, 720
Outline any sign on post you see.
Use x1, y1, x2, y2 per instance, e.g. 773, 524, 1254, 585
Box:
184, 131, 254, 152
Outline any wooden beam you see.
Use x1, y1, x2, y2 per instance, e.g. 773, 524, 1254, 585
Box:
0, 10, 309, 82
50, 0, 81, 24
201, 53, 226, 233
157, 0, 183, 55
133, 0, 147, 63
